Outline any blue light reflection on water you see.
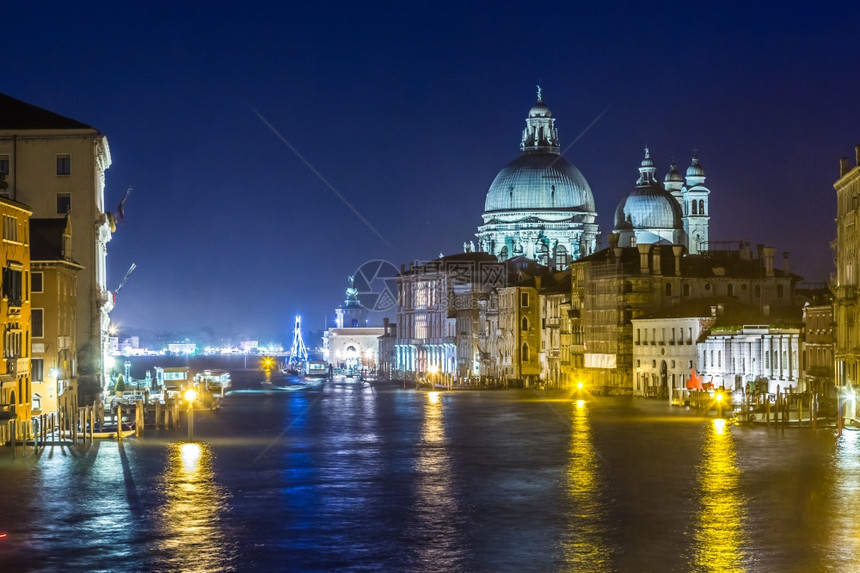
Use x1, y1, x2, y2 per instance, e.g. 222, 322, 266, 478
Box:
2, 373, 860, 572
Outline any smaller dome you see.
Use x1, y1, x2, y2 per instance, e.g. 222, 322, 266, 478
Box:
664, 162, 683, 183
686, 156, 705, 178
614, 185, 683, 231
529, 101, 552, 118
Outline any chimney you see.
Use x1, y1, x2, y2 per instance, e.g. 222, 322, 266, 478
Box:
383, 317, 389, 335
756, 244, 764, 263
638, 244, 651, 274
739, 242, 750, 260
764, 246, 775, 277
782, 251, 791, 275
841, 157, 850, 177
535, 276, 542, 290
652, 246, 662, 276
673, 245, 683, 276
856, 144, 860, 167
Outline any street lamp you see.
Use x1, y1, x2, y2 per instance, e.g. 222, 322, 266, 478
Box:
428, 365, 439, 390
184, 388, 197, 440
715, 390, 724, 418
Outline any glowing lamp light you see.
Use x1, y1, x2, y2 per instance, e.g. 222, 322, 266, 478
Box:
184, 388, 197, 403
715, 392, 724, 403
577, 382, 584, 389
428, 365, 439, 375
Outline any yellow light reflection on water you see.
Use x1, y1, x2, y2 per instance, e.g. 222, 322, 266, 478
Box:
824, 429, 860, 566
562, 401, 612, 572
409, 389, 459, 564
155, 442, 232, 571
693, 419, 745, 572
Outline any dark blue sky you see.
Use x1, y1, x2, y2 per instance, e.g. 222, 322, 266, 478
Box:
4, 2, 858, 344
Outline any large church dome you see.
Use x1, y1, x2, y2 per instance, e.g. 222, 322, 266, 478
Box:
484, 154, 595, 213
476, 89, 599, 267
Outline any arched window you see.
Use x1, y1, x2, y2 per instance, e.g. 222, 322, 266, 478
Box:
691, 201, 698, 215
665, 282, 672, 296
699, 200, 705, 214
555, 245, 569, 268
777, 284, 785, 298
499, 245, 509, 261
624, 281, 633, 294
521, 317, 529, 331
754, 285, 761, 298
683, 284, 691, 296
536, 242, 549, 265
727, 284, 734, 297
521, 343, 530, 362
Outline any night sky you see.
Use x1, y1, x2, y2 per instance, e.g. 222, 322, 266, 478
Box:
4, 3, 859, 344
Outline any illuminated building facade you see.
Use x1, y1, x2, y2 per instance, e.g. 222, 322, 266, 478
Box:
476, 90, 598, 268
0, 93, 113, 398
614, 148, 710, 254
0, 197, 33, 440
801, 298, 835, 395
571, 239, 799, 394
323, 277, 383, 372
833, 146, 860, 405
30, 216, 82, 424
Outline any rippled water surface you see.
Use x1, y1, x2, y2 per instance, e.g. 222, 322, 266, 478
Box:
1, 371, 857, 572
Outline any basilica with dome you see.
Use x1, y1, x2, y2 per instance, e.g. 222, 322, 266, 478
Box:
614, 147, 710, 254
476, 90, 599, 269
476, 91, 710, 263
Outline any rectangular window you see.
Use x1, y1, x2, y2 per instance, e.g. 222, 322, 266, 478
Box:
521, 292, 529, 307
57, 193, 71, 214
32, 308, 44, 338
2, 215, 17, 241
32, 272, 43, 293
2, 266, 22, 305
57, 154, 71, 175
31, 358, 44, 382
0, 154, 9, 175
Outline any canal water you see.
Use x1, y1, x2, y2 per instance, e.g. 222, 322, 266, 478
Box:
1, 369, 858, 572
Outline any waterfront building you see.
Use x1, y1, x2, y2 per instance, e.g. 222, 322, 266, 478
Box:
0, 93, 114, 398
495, 272, 542, 387
394, 253, 498, 381
696, 302, 802, 395
0, 197, 33, 441
571, 237, 799, 394
801, 295, 835, 395
30, 216, 82, 426
323, 277, 384, 373
376, 318, 396, 381
833, 146, 860, 413
539, 270, 572, 389
632, 300, 713, 399
476, 89, 598, 267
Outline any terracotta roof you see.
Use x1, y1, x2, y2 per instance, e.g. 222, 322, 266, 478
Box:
0, 92, 95, 130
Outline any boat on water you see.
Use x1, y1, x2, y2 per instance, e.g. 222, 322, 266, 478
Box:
194, 369, 232, 409
304, 360, 329, 379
